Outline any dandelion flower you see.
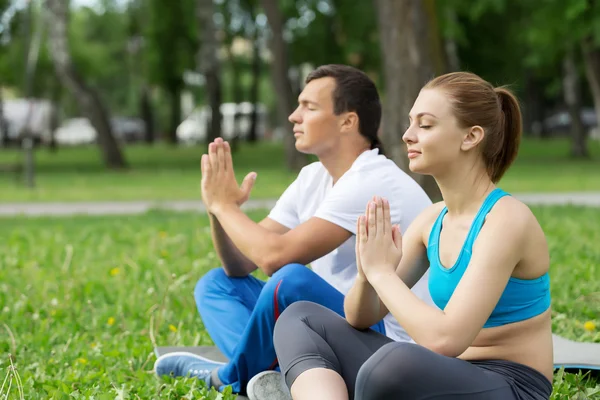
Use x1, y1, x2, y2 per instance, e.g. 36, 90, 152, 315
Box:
584, 321, 596, 332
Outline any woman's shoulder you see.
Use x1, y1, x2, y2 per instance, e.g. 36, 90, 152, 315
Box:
491, 195, 538, 229
485, 195, 544, 247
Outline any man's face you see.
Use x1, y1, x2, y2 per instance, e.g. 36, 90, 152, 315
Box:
288, 77, 343, 155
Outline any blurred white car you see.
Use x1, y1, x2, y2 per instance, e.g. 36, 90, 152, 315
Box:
177, 102, 268, 144
54, 118, 97, 146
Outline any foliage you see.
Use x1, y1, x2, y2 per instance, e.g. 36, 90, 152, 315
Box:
144, 0, 197, 92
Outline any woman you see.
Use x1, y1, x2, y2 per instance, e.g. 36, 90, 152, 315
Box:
272, 72, 553, 400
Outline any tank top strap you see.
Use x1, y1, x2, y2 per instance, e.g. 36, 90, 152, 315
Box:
427, 206, 448, 260
464, 188, 510, 249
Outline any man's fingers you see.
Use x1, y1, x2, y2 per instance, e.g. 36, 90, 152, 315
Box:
216, 139, 226, 172
224, 141, 235, 174
201, 154, 211, 176
239, 172, 257, 202
208, 142, 219, 173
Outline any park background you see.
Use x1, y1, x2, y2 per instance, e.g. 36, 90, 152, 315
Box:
0, 0, 599, 398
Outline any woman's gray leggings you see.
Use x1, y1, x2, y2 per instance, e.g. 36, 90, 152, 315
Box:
273, 301, 552, 400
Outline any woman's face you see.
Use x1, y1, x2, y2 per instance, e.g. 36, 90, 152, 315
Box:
402, 88, 476, 177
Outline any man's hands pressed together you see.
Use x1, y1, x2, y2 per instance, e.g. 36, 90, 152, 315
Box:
201, 137, 257, 215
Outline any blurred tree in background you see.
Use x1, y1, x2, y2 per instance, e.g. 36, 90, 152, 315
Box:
1, 0, 599, 194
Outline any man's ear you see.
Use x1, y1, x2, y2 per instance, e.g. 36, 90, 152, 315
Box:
461, 125, 485, 151
340, 112, 359, 133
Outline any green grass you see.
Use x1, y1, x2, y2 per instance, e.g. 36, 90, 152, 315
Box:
0, 142, 298, 203
0, 138, 599, 203
501, 139, 600, 192
0, 206, 599, 398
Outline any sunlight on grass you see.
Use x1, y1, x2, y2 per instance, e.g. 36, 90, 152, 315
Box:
0, 206, 598, 398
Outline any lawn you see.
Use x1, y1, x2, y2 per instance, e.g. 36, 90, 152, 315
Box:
0, 206, 599, 399
0, 138, 599, 203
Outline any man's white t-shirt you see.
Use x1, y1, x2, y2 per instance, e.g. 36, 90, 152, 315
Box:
267, 148, 435, 342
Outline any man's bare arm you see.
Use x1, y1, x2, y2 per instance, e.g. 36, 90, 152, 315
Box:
212, 204, 353, 276
209, 214, 290, 277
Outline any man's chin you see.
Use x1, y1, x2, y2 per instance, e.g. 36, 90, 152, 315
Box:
294, 139, 311, 154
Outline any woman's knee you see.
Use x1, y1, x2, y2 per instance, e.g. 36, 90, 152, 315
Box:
274, 301, 309, 347
275, 301, 345, 347
356, 342, 427, 399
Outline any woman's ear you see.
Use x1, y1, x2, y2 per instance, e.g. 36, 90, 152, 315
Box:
461, 125, 485, 151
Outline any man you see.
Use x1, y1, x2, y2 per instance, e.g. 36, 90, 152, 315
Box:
154, 64, 434, 398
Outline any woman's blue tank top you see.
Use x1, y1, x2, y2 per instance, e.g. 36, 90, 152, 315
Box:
427, 188, 551, 328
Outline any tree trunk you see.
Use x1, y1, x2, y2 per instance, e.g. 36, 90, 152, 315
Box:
140, 85, 154, 144
227, 47, 243, 150
522, 71, 544, 138
46, 0, 126, 169
261, 0, 308, 171
197, 0, 222, 143
248, 32, 261, 143
167, 84, 181, 144
563, 50, 588, 158
582, 36, 600, 143
375, 0, 442, 201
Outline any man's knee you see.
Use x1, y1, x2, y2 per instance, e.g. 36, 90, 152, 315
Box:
356, 343, 423, 399
270, 263, 309, 281
194, 267, 229, 306
263, 263, 312, 300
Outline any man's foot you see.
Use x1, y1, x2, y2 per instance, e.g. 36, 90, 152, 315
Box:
154, 351, 225, 388
247, 371, 292, 400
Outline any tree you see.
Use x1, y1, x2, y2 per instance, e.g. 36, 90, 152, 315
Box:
127, 0, 154, 144
563, 49, 588, 157
516, 0, 598, 156
145, 0, 197, 143
0, 86, 7, 147
197, 0, 222, 143
260, 0, 308, 170
374, 0, 442, 201
46, 0, 126, 169
246, 0, 262, 143
0, 4, 57, 104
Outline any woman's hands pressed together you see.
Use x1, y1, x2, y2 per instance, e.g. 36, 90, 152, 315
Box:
356, 196, 403, 282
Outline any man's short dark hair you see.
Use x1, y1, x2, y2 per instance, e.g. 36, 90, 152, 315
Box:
305, 64, 384, 155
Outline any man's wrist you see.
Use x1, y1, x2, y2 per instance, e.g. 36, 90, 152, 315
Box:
211, 202, 239, 217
